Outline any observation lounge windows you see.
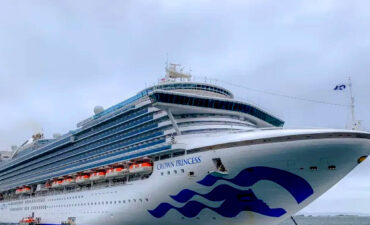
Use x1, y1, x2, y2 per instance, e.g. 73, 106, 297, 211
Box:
150, 92, 284, 127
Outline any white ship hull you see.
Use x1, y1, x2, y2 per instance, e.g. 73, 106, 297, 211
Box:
0, 129, 369, 225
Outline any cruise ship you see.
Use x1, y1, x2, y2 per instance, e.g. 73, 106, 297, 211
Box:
0, 64, 369, 225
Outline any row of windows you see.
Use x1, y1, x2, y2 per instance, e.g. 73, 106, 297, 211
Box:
150, 92, 284, 127
56, 144, 171, 182
0, 145, 173, 202
0, 108, 151, 179
92, 91, 147, 120
177, 120, 253, 129
2, 144, 171, 191
0, 107, 148, 176
25, 198, 45, 204
78, 107, 148, 140
48, 195, 84, 202
161, 169, 186, 175
143, 83, 233, 98
47, 137, 166, 177
15, 197, 150, 211
77, 114, 154, 146
7, 200, 23, 205
175, 113, 256, 127
0, 116, 162, 183
9, 207, 22, 211
0, 135, 71, 172
0, 131, 166, 188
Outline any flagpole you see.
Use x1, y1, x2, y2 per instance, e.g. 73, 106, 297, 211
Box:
348, 77, 357, 130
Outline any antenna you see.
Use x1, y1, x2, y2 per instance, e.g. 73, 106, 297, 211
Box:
348, 77, 361, 130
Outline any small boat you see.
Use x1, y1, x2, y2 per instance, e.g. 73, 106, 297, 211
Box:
129, 163, 153, 174
19, 217, 40, 225
106, 167, 127, 178
75, 174, 90, 184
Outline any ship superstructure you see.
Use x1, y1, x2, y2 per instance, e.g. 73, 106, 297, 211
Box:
0, 65, 369, 225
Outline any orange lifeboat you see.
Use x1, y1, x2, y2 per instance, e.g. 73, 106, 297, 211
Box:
51, 180, 63, 188
129, 162, 153, 174
76, 174, 90, 184
61, 177, 75, 186
15, 188, 23, 195
106, 167, 127, 178
21, 186, 31, 194
90, 171, 106, 181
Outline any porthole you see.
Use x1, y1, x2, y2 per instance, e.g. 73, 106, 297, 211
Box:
310, 166, 318, 171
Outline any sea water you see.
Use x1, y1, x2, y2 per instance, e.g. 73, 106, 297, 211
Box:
279, 215, 370, 225
1, 216, 370, 225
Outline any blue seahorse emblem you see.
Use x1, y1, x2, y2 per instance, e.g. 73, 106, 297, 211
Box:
148, 166, 314, 218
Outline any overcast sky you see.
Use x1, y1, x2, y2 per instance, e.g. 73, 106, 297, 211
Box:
0, 0, 370, 215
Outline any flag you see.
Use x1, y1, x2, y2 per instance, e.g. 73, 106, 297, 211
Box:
334, 84, 346, 91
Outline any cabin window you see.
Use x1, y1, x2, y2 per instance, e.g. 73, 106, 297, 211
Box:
173, 151, 185, 157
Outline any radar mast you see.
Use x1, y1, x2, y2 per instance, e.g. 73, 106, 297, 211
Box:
160, 63, 192, 83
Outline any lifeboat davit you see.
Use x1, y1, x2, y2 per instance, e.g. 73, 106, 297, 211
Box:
61, 177, 75, 186
90, 171, 106, 181
129, 162, 153, 174
44, 182, 52, 189
76, 174, 90, 184
106, 167, 127, 178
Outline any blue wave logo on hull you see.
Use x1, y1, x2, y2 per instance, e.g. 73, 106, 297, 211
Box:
198, 166, 313, 204
148, 166, 314, 218
149, 185, 286, 218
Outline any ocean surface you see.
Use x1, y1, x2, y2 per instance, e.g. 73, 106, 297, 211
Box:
279, 216, 370, 225
1, 216, 369, 225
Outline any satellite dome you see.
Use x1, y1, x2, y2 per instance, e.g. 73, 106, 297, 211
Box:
94, 106, 104, 115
